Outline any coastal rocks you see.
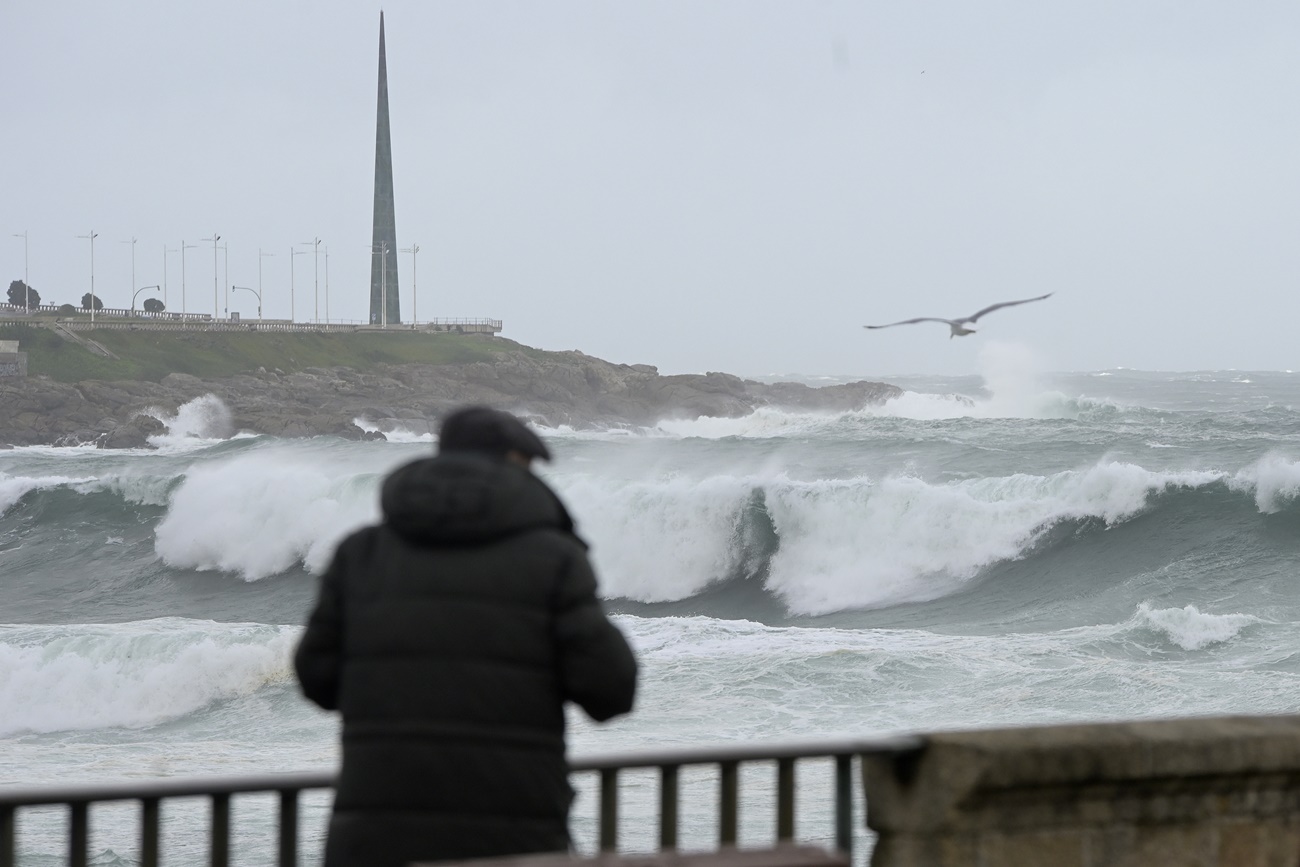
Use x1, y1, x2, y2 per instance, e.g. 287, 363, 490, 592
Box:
101, 416, 166, 449
0, 350, 904, 448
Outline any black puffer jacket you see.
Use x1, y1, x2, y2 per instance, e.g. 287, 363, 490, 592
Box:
294, 453, 638, 867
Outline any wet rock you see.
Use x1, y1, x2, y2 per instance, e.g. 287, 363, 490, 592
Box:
101, 424, 150, 449
0, 348, 903, 446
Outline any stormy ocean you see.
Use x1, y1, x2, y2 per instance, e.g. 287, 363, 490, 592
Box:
3, 346, 1300, 865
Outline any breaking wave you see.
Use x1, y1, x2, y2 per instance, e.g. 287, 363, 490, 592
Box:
0, 619, 297, 737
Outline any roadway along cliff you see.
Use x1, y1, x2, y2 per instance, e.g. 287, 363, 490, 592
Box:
0, 349, 902, 448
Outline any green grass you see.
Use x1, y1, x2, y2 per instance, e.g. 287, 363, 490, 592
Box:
0, 323, 546, 383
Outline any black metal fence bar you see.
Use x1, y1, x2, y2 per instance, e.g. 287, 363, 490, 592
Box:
834, 755, 853, 854
599, 768, 619, 852
68, 803, 87, 867
719, 761, 739, 846
777, 758, 796, 841
659, 765, 679, 850
211, 793, 230, 867
279, 789, 299, 867
0, 807, 12, 867
140, 798, 160, 867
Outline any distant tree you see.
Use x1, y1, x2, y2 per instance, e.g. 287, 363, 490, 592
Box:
142, 297, 165, 314
58, 303, 77, 316
81, 293, 103, 311
6, 280, 39, 308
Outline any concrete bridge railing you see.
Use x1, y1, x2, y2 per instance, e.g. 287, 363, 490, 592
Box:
863, 714, 1300, 867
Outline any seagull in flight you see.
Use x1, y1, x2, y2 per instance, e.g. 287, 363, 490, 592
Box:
863, 293, 1053, 338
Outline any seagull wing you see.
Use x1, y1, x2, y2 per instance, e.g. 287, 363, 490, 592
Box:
863, 317, 955, 330
965, 293, 1053, 323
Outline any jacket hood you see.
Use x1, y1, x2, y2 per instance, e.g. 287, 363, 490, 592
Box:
381, 453, 581, 547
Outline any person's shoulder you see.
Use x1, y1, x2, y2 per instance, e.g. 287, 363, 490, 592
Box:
334, 524, 383, 559
533, 525, 590, 554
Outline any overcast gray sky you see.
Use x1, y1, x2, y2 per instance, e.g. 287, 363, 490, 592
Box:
3, 2, 1298, 377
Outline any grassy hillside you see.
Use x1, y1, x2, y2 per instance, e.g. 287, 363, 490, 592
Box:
0, 323, 544, 383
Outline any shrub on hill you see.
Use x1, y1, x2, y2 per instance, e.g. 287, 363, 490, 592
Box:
6, 280, 39, 308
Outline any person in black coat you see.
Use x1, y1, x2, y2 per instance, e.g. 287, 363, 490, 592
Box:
295, 406, 638, 867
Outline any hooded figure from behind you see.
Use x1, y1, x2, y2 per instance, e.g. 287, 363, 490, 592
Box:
294, 406, 638, 867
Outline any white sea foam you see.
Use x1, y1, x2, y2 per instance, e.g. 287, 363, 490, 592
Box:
565, 472, 761, 601
153, 445, 395, 579
652, 407, 840, 440
1133, 603, 1260, 650
653, 344, 1094, 435
0, 619, 297, 737
98, 471, 180, 507
141, 394, 234, 448
1231, 453, 1300, 513
763, 462, 1221, 613
564, 459, 1225, 614
865, 342, 1077, 421
578, 611, 1300, 752
0, 468, 199, 516
0, 473, 94, 515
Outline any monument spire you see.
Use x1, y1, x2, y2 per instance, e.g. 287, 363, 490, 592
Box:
369, 10, 401, 325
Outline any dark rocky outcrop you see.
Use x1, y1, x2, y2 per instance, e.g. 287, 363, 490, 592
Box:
0, 350, 902, 448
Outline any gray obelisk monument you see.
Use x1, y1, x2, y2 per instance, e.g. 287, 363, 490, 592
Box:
369, 11, 401, 325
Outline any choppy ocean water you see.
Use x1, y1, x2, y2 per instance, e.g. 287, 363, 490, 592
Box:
4, 352, 1300, 864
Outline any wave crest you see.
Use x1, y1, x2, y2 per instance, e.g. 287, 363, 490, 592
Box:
141, 394, 234, 447
1133, 602, 1260, 650
575, 460, 1226, 615
154, 446, 386, 579
0, 619, 297, 736
1232, 453, 1300, 514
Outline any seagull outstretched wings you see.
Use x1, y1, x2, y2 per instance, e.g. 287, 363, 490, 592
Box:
863, 293, 1053, 338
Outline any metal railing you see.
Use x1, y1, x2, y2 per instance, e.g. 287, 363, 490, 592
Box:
0, 771, 332, 867
0, 737, 919, 867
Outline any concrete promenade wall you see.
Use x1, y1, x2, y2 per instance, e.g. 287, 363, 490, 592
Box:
862, 714, 1300, 867
0, 303, 503, 334
53, 318, 503, 335
0, 351, 25, 377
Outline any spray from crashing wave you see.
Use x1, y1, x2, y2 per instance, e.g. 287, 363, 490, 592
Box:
153, 444, 386, 580
141, 394, 234, 447
873, 342, 1079, 420
1231, 452, 1300, 513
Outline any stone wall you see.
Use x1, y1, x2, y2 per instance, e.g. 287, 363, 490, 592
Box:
862, 714, 1300, 867
0, 351, 25, 378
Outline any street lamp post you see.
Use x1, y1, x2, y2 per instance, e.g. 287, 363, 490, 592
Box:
258, 249, 274, 320
133, 284, 160, 317
323, 246, 329, 324
121, 237, 137, 311
181, 240, 197, 318
232, 285, 261, 322
220, 243, 229, 318
163, 244, 177, 313
77, 230, 99, 324
291, 247, 310, 324
401, 243, 420, 326
299, 237, 321, 323
204, 234, 221, 320
11, 231, 28, 310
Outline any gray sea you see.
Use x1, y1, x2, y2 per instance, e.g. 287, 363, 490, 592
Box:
3, 352, 1300, 864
